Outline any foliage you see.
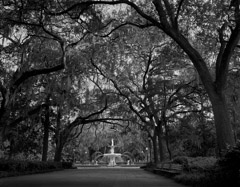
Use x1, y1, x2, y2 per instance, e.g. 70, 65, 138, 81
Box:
0, 159, 73, 178
171, 114, 216, 157
173, 149, 240, 186
172, 156, 217, 172
1, 0, 240, 165
74, 122, 147, 162
174, 172, 206, 187
226, 70, 240, 140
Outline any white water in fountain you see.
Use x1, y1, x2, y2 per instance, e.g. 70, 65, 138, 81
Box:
103, 139, 122, 166
93, 139, 133, 166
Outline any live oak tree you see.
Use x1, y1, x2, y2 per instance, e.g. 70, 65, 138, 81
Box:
1, 0, 239, 159
0, 36, 64, 154
43, 0, 239, 154
90, 25, 202, 162
0, 0, 100, 136
115, 0, 238, 154
0, 0, 105, 158
45, 50, 131, 161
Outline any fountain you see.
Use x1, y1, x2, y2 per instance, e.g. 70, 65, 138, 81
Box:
103, 139, 121, 166
93, 139, 133, 167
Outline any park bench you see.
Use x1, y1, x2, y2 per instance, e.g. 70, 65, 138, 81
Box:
153, 162, 183, 176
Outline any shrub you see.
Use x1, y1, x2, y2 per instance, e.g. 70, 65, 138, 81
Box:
174, 172, 206, 186
172, 156, 217, 172
173, 151, 240, 187
62, 162, 73, 169
0, 160, 73, 178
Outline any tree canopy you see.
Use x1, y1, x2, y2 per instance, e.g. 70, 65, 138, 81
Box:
0, 0, 240, 161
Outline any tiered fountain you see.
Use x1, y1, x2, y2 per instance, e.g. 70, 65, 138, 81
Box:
103, 139, 121, 166
93, 139, 132, 167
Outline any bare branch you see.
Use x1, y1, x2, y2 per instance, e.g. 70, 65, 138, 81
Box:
175, 0, 185, 28
153, 0, 170, 28
81, 99, 108, 120
66, 31, 89, 48
91, 57, 147, 123
97, 22, 154, 38
142, 52, 152, 91
167, 109, 202, 119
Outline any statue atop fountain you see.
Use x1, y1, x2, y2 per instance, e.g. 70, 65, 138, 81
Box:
110, 139, 115, 154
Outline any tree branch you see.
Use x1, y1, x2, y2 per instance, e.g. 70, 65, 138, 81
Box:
162, 0, 177, 28
13, 63, 65, 89
175, 0, 185, 28
91, 57, 147, 124
153, 0, 170, 28
216, 18, 240, 90
46, 0, 162, 28
142, 52, 152, 91
9, 104, 47, 127
97, 22, 154, 38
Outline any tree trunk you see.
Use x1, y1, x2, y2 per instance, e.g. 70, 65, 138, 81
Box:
170, 32, 236, 154
161, 37, 234, 155
42, 97, 50, 161
164, 122, 172, 160
54, 107, 63, 162
148, 137, 152, 163
210, 92, 235, 155
42, 117, 49, 161
231, 108, 238, 143
54, 139, 64, 162
156, 125, 165, 162
152, 133, 159, 164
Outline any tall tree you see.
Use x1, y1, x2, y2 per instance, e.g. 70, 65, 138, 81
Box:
45, 0, 239, 154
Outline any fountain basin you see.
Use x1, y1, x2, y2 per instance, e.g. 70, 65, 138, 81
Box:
103, 153, 122, 166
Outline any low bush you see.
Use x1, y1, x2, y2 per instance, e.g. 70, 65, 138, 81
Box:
0, 160, 73, 178
173, 146, 240, 187
174, 172, 206, 186
172, 156, 217, 172
174, 166, 231, 187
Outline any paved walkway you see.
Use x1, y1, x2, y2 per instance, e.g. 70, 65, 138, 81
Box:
0, 168, 187, 187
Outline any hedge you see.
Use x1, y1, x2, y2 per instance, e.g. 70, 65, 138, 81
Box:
0, 160, 73, 178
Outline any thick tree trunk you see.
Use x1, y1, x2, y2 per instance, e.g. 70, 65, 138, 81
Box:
169, 32, 236, 154
210, 92, 235, 155
156, 126, 165, 162
123, 0, 237, 156
54, 140, 64, 162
